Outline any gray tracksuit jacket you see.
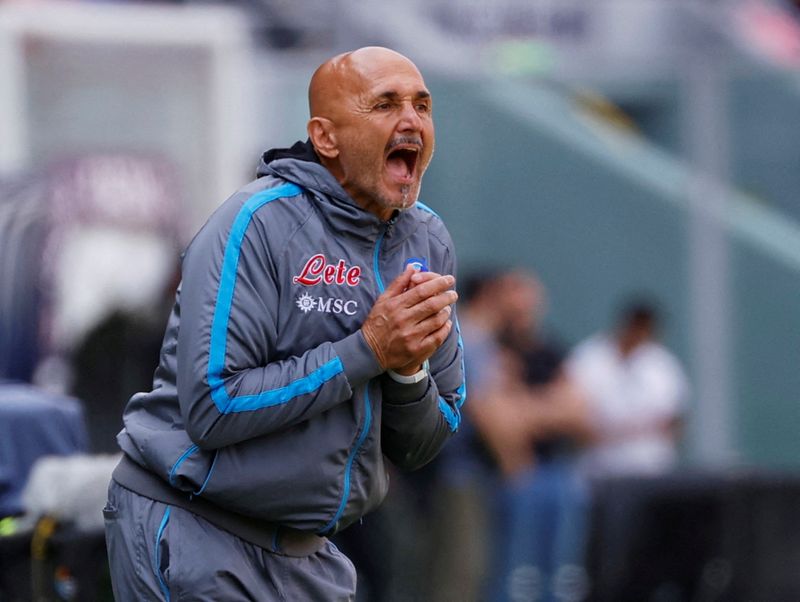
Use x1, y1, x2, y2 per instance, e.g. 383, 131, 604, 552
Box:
114, 141, 465, 539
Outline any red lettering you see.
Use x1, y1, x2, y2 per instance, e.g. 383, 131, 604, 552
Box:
293, 254, 362, 287
346, 266, 361, 286
335, 260, 347, 284
293, 254, 325, 285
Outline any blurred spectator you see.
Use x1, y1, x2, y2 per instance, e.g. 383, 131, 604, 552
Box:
331, 463, 422, 602
566, 299, 690, 479
0, 154, 184, 453
69, 265, 179, 454
490, 271, 592, 602
426, 268, 593, 602
424, 270, 512, 602
0, 175, 47, 383
39, 154, 182, 361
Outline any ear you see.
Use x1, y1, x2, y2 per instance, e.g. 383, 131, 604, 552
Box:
307, 117, 339, 159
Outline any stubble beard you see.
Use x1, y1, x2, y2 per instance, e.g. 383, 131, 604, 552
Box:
378, 182, 418, 214
345, 154, 424, 217
397, 184, 415, 210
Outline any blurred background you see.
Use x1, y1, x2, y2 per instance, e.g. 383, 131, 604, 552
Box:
1, 0, 800, 600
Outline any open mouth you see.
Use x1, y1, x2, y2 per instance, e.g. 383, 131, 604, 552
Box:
385, 146, 419, 182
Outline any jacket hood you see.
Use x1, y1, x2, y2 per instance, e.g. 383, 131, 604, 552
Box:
258, 140, 352, 205
257, 140, 423, 247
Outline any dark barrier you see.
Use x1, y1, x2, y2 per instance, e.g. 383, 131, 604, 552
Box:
0, 519, 111, 602
586, 472, 800, 602
4, 471, 800, 601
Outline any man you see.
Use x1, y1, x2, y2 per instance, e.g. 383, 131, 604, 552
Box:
419, 271, 529, 602
490, 271, 591, 602
566, 299, 688, 478
428, 270, 590, 602
104, 47, 465, 601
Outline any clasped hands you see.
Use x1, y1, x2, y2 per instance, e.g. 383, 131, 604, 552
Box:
361, 266, 457, 376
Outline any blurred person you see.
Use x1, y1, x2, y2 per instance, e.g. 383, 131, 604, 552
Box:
566, 299, 689, 479
427, 269, 592, 602
490, 271, 592, 602
0, 154, 180, 387
0, 174, 47, 384
38, 154, 182, 453
424, 271, 525, 602
69, 263, 180, 454
104, 47, 465, 601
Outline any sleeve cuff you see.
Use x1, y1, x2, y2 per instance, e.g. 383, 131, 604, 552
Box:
332, 330, 384, 388
380, 373, 430, 405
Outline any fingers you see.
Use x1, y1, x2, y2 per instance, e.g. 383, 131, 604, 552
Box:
388, 321, 452, 374
408, 270, 439, 288
416, 318, 453, 358
395, 271, 457, 335
381, 269, 457, 321
382, 265, 417, 296
361, 267, 457, 372
414, 305, 452, 337
397, 306, 453, 364
383, 266, 453, 298
406, 288, 458, 323
401, 274, 456, 307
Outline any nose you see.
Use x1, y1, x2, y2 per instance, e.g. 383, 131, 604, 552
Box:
397, 101, 423, 133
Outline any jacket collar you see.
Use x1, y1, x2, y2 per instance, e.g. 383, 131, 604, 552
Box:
258, 140, 421, 248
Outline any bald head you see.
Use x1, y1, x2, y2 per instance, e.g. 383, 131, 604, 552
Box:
308, 47, 422, 119
305, 46, 434, 221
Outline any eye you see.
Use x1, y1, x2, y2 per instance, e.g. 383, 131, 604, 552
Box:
375, 102, 392, 111
416, 103, 431, 113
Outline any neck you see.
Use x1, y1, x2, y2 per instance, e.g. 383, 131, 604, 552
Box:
319, 156, 394, 221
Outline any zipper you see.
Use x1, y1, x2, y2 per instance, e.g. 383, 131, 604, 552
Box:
372, 220, 393, 294
320, 386, 373, 534
319, 224, 388, 534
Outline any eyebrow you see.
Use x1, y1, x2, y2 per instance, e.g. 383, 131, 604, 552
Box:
375, 90, 431, 101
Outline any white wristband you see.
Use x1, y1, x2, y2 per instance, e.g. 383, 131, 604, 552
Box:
387, 360, 429, 384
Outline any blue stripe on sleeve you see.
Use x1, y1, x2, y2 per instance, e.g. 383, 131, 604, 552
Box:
454, 317, 467, 409
224, 357, 343, 413
205, 182, 343, 415
438, 396, 460, 431
415, 200, 441, 218
167, 444, 198, 486
154, 506, 171, 601
435, 313, 466, 431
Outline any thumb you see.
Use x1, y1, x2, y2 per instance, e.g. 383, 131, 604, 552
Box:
382, 265, 415, 297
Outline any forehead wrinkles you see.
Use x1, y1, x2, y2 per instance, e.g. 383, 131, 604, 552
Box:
348, 55, 427, 101
310, 50, 431, 123
308, 54, 360, 120
317, 62, 375, 120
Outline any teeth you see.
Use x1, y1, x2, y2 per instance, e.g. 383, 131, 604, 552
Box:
389, 145, 420, 155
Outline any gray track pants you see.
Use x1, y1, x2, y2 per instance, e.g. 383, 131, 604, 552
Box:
103, 481, 357, 601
